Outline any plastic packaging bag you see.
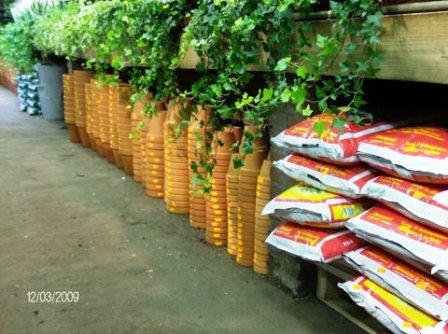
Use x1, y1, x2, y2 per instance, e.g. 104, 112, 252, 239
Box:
265, 221, 364, 263
274, 154, 377, 198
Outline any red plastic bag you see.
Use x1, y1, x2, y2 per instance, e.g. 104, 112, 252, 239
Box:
265, 221, 364, 263
272, 114, 397, 166
274, 153, 377, 198
360, 176, 448, 231
358, 127, 448, 185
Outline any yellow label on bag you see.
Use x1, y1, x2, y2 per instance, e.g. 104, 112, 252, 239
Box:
362, 279, 437, 329
276, 184, 339, 203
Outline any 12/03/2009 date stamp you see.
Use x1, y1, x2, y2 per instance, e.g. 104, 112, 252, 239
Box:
27, 291, 79, 303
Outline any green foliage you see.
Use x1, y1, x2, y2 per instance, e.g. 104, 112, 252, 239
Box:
0, 0, 385, 190
0, 12, 37, 73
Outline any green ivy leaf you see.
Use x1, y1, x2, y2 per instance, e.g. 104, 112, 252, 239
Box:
313, 121, 327, 138
331, 117, 347, 133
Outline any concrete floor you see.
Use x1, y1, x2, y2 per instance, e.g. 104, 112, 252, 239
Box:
0, 87, 362, 333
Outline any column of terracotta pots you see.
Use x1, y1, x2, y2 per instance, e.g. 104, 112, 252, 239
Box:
226, 154, 239, 256
236, 125, 269, 267
97, 82, 114, 164
164, 98, 191, 214
90, 79, 104, 157
131, 98, 145, 183
63, 74, 79, 143
253, 159, 272, 275
139, 111, 150, 186
109, 84, 123, 169
145, 101, 167, 198
117, 83, 133, 175
188, 105, 211, 229
84, 82, 97, 151
73, 70, 94, 147
205, 128, 237, 246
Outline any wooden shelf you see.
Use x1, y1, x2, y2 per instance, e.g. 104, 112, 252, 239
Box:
179, 10, 448, 84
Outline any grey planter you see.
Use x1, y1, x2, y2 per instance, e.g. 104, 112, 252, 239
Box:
36, 63, 66, 120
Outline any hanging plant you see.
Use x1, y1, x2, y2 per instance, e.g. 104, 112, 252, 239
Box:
181, 0, 384, 192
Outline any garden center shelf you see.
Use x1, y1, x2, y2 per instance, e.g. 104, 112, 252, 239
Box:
179, 3, 448, 85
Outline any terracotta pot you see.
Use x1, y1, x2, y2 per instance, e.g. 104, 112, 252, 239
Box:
236, 257, 253, 267
87, 134, 97, 151
242, 124, 269, 148
166, 193, 190, 202
67, 124, 80, 143
166, 187, 190, 196
207, 201, 227, 210
205, 237, 226, 247
104, 145, 115, 164
146, 150, 165, 158
146, 188, 164, 198
213, 128, 237, 155
147, 108, 167, 138
205, 232, 228, 241
147, 135, 164, 144
166, 206, 190, 215
256, 184, 270, 195
239, 201, 256, 210
233, 126, 243, 143
146, 182, 164, 191
166, 168, 189, 178
206, 211, 228, 221
77, 127, 90, 147
121, 155, 134, 176
192, 104, 212, 124
112, 149, 123, 169
166, 97, 192, 126
239, 168, 261, 178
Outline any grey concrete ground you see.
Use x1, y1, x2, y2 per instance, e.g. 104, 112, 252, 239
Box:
0, 86, 362, 333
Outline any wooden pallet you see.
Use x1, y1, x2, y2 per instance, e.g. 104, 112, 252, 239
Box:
316, 264, 388, 334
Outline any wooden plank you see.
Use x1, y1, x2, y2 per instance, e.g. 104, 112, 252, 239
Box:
179, 11, 448, 84
316, 267, 387, 334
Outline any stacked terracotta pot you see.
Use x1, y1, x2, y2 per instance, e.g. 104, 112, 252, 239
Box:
73, 70, 94, 147
188, 105, 211, 229
205, 128, 237, 246
164, 98, 191, 214
236, 126, 269, 267
139, 105, 150, 186
97, 82, 114, 163
109, 84, 123, 169
131, 99, 145, 183
144, 101, 167, 198
84, 82, 96, 150
116, 83, 133, 175
62, 74, 79, 143
226, 154, 239, 256
253, 159, 272, 275
90, 80, 104, 157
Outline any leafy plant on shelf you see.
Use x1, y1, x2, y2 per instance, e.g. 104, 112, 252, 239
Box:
182, 0, 384, 192
235, 0, 384, 136
0, 3, 47, 74
181, 0, 307, 191
33, 1, 82, 59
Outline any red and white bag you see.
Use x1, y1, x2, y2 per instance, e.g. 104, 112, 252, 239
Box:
344, 246, 448, 320
274, 154, 377, 198
339, 276, 448, 334
360, 176, 448, 231
358, 127, 448, 185
346, 205, 448, 276
262, 184, 370, 228
271, 114, 397, 166
265, 221, 364, 263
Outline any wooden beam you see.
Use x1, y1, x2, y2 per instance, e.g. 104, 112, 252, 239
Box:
179, 11, 448, 84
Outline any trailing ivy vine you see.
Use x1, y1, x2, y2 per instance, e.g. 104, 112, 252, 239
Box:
0, 0, 385, 191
